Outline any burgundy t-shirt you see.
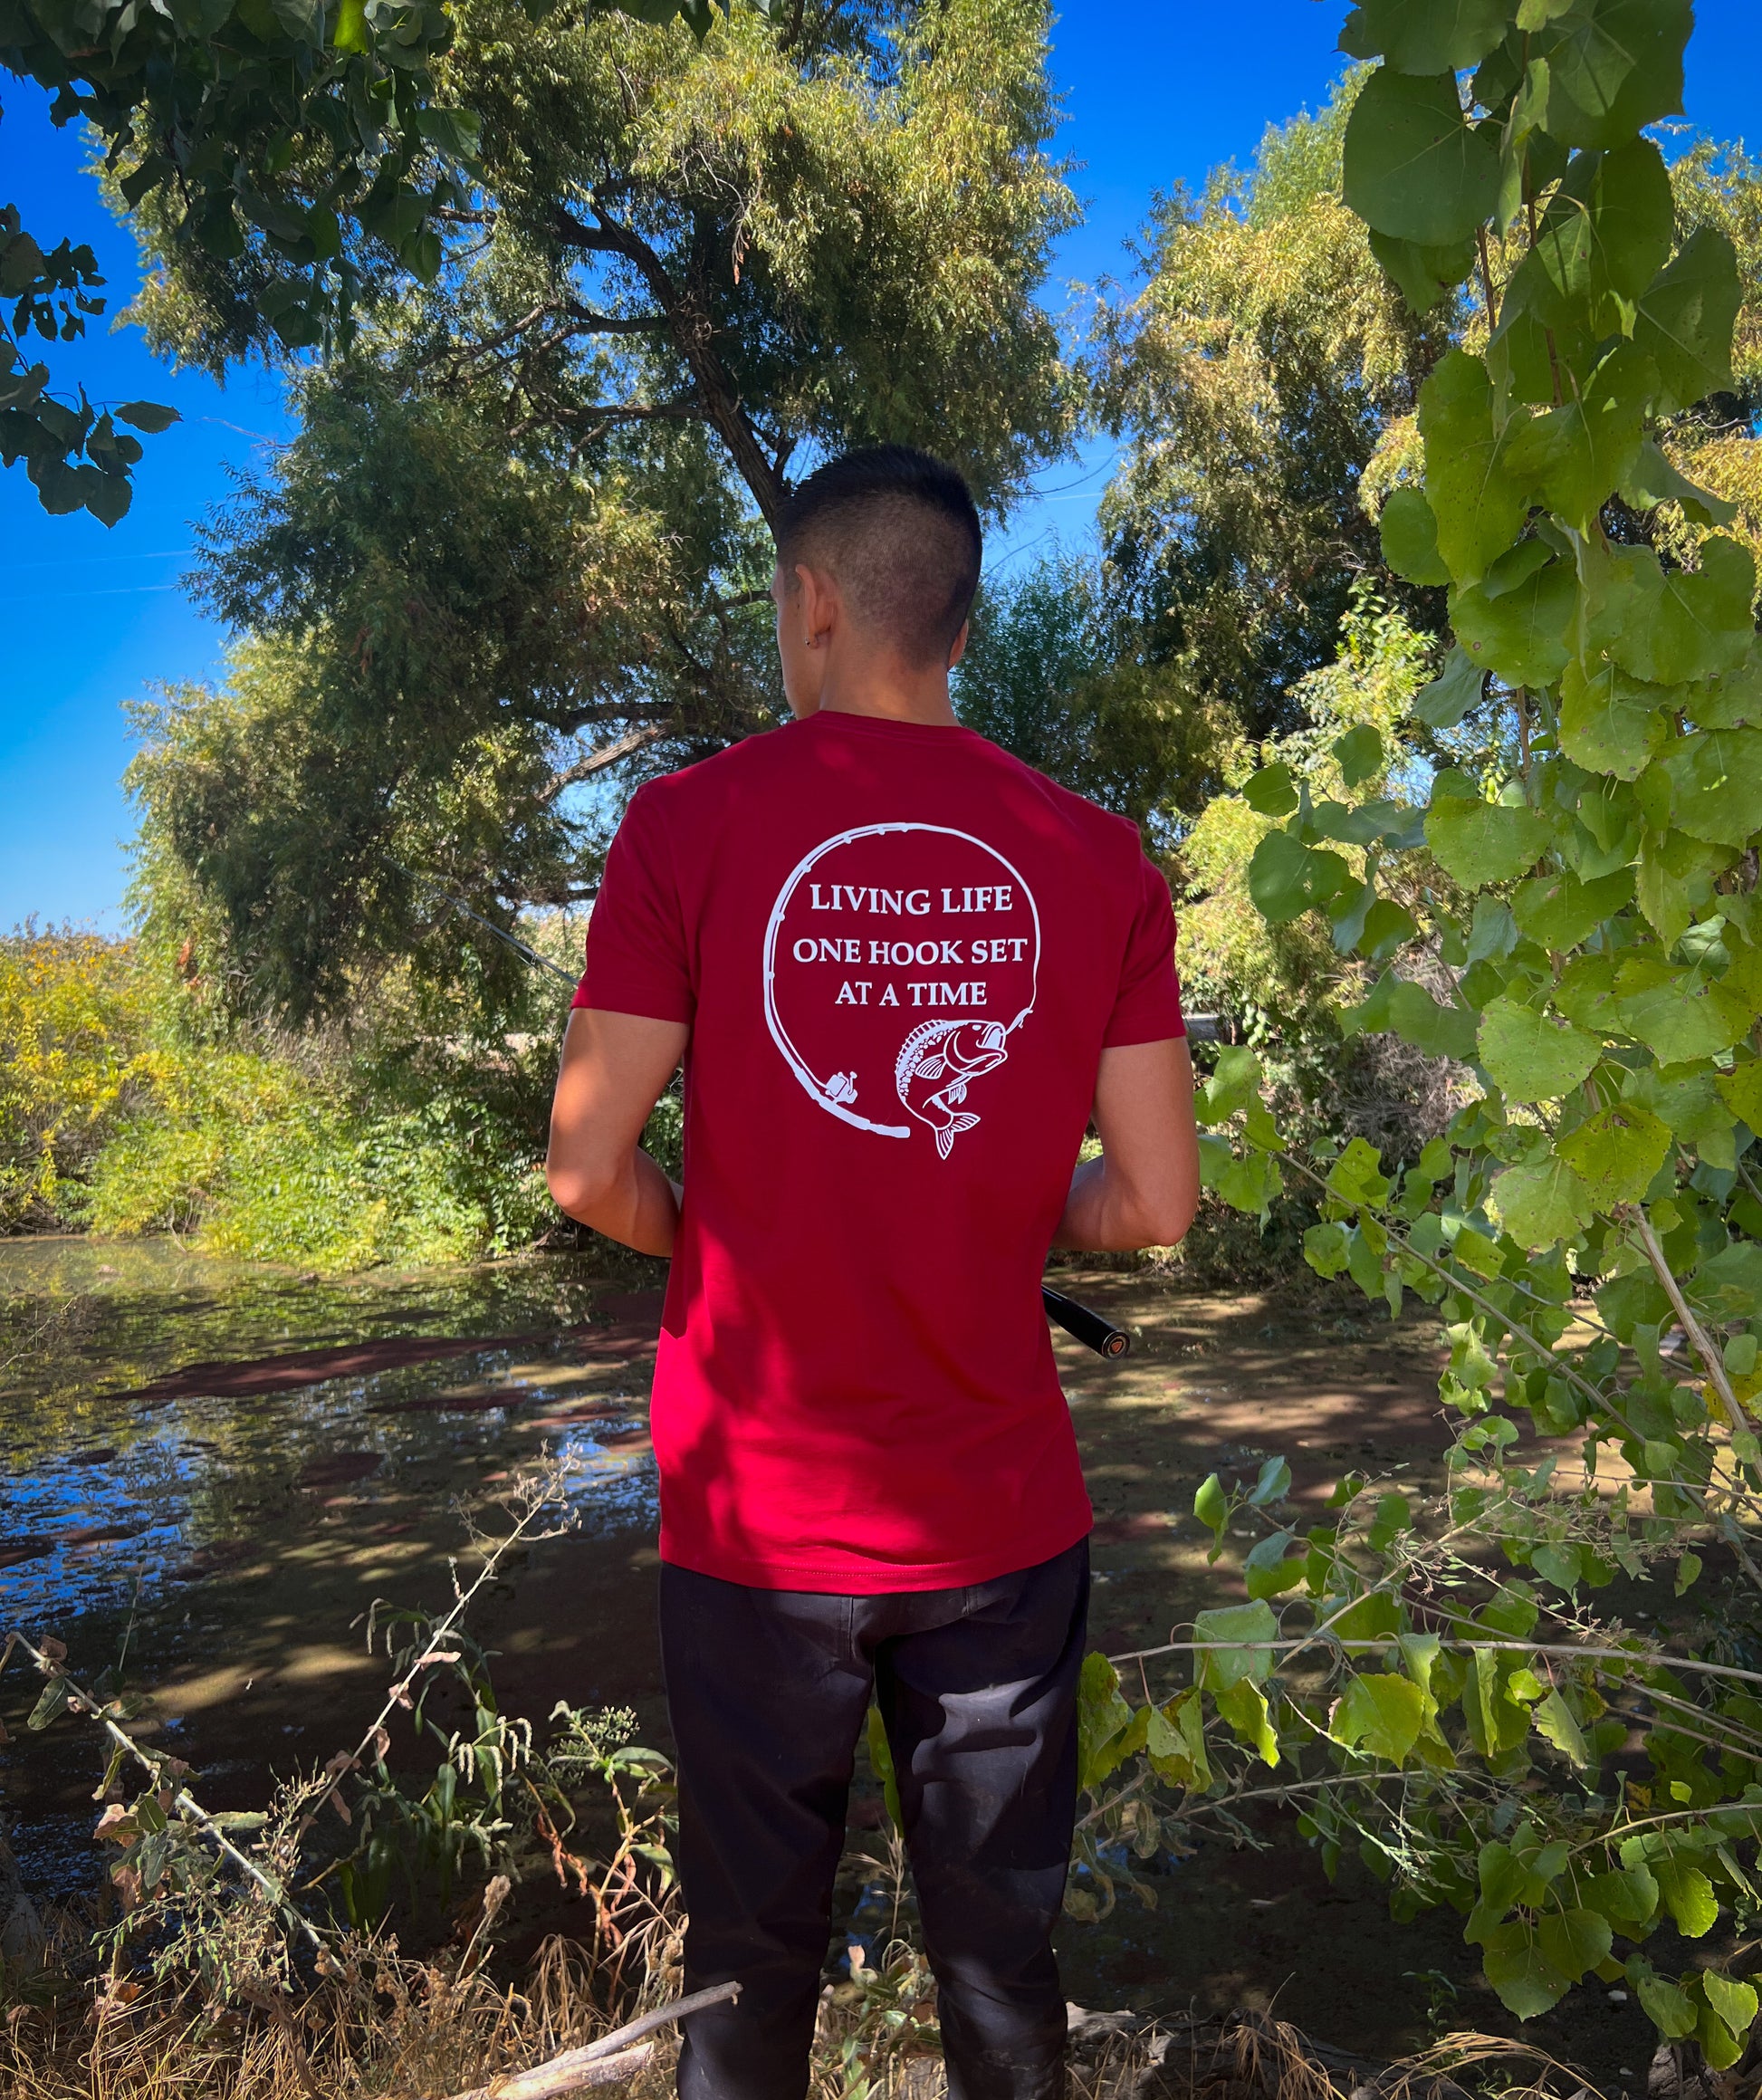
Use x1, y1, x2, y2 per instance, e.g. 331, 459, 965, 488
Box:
575, 709, 1184, 1592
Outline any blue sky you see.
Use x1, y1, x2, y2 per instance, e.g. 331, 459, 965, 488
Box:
2, 1, 1757, 928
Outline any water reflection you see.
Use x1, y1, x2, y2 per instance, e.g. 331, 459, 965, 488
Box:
1, 1238, 665, 1629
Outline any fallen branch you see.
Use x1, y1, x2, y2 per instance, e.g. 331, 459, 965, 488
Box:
438, 2039, 654, 2100
436, 1981, 741, 2100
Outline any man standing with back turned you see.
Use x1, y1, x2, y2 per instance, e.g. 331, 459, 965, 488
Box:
546, 446, 1201, 2100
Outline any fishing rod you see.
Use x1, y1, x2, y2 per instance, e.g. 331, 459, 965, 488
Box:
417, 878, 1133, 1361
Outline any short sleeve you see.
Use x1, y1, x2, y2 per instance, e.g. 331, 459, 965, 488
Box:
1102, 853, 1185, 1048
573, 785, 695, 1023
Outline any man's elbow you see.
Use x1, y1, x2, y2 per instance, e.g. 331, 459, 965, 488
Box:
545, 1151, 617, 1223
1134, 1183, 1199, 1251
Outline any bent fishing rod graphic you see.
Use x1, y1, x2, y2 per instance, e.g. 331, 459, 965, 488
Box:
416, 875, 1132, 1361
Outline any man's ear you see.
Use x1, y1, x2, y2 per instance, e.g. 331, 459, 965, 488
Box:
947, 618, 970, 671
796, 563, 839, 649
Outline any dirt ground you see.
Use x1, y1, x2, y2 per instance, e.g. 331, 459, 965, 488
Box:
0, 1264, 1707, 2089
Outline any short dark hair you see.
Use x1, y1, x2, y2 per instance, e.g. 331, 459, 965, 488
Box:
776, 445, 983, 669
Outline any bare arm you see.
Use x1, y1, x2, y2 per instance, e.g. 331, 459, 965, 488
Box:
546, 1008, 691, 1257
1051, 1036, 1201, 1252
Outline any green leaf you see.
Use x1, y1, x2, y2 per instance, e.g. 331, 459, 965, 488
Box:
1244, 1530, 1308, 1600
1248, 1455, 1292, 1507
1479, 538, 1553, 600
1419, 350, 1536, 586
1242, 762, 1299, 818
82, 469, 132, 528
1452, 558, 1576, 687
1248, 833, 1351, 923
1633, 227, 1742, 415
1654, 1859, 1719, 1939
1537, 1905, 1612, 1981
1530, 1542, 1584, 1590
1379, 486, 1452, 586
1426, 794, 1553, 888
1413, 644, 1487, 729
1333, 725, 1385, 789
1512, 867, 1633, 949
1629, 1957, 1700, 2039
1624, 1062, 1736, 1163
1192, 1600, 1280, 1690
1195, 1044, 1264, 1126
1541, 0, 1690, 149
1701, 1972, 1759, 2038
1212, 1678, 1279, 1767
1193, 1472, 1229, 1541
1583, 1865, 1659, 1925
1144, 1690, 1211, 1790
1482, 1922, 1572, 2018
1716, 1060, 1762, 1131
1690, 1240, 1762, 1320
1367, 1491, 1412, 1550
1343, 69, 1500, 247
866, 1703, 902, 1830
1367, 230, 1477, 315
1339, 0, 1509, 72
1580, 536, 1757, 686
1500, 343, 1653, 533
1556, 1102, 1672, 1205
1326, 1136, 1392, 1207
1659, 729, 1762, 849
1557, 655, 1669, 780
1212, 1147, 1282, 1221
113, 400, 181, 434
1614, 953, 1752, 1063
1478, 995, 1601, 1102
1621, 439, 1738, 528
1342, 972, 1478, 1060
1588, 139, 1678, 305
1595, 1266, 1673, 1343
1076, 1653, 1137, 1791
1329, 1673, 1427, 1763
1489, 1156, 1594, 1245
1304, 1221, 1351, 1278
1530, 1690, 1593, 1768
1462, 1648, 1532, 1757
1674, 1550, 1702, 1597
26, 1675, 72, 1731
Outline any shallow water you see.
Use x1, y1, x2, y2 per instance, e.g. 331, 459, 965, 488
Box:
0, 1237, 669, 1890
1, 1237, 665, 1625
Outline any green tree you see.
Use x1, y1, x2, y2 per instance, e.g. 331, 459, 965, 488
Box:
0, 0, 733, 522
954, 549, 1229, 837
1091, 70, 1453, 748
127, 0, 1078, 1024
1070, 0, 1762, 2059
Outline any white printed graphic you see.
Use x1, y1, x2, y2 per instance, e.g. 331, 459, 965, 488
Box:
762, 823, 1040, 1158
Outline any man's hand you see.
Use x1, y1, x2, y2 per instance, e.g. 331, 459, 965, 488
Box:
546, 1008, 691, 1256
1051, 1036, 1200, 1252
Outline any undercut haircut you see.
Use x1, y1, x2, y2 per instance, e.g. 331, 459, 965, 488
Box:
776, 446, 983, 670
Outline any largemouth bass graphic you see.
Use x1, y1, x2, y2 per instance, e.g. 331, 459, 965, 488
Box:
894, 1018, 1010, 1158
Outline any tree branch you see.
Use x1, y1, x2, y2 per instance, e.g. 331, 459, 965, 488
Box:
509, 396, 701, 442
543, 725, 667, 799
1628, 1206, 1752, 1424
560, 301, 671, 335
565, 200, 790, 532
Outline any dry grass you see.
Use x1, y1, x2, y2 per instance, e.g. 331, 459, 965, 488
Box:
4, 1894, 1610, 2100
1, 1922, 689, 2100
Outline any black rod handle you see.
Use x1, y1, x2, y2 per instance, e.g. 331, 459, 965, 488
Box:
1041, 1285, 1131, 1360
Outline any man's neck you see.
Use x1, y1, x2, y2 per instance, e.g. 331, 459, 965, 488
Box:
808, 660, 957, 726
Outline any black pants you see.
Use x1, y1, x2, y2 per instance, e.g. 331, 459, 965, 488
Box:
658, 1540, 1089, 2100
